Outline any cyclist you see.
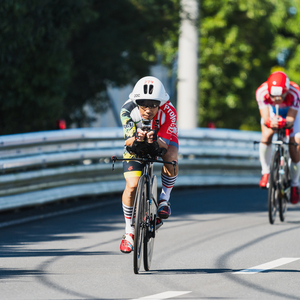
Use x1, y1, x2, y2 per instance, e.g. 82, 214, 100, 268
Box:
256, 71, 300, 204
119, 76, 179, 253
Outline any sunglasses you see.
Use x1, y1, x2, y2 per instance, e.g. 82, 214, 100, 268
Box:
270, 95, 282, 101
270, 91, 288, 101
138, 102, 159, 109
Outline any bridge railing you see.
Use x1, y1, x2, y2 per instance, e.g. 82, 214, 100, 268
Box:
0, 128, 262, 212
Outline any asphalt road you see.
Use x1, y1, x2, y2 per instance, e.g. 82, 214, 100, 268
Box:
1, 186, 300, 300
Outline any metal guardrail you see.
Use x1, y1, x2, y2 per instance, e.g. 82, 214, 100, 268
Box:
0, 128, 262, 212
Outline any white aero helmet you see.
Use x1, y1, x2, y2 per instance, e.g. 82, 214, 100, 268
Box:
129, 76, 170, 106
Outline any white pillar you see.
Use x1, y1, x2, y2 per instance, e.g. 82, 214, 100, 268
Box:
177, 0, 199, 129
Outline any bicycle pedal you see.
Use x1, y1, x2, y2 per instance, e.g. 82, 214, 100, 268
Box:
155, 219, 163, 231
260, 184, 269, 190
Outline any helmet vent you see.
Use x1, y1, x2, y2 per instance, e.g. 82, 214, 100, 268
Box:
149, 85, 154, 94
143, 84, 154, 94
143, 84, 148, 94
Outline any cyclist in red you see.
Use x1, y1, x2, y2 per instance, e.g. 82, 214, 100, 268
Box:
119, 76, 179, 253
256, 71, 300, 204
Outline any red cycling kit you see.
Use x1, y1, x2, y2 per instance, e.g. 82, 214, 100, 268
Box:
255, 81, 300, 136
120, 99, 179, 177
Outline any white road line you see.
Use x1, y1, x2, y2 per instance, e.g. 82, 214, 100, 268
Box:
132, 291, 191, 300
234, 257, 300, 274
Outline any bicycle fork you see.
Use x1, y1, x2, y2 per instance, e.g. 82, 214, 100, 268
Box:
145, 177, 157, 240
279, 152, 290, 198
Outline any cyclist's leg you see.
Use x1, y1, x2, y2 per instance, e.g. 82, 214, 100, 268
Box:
259, 122, 274, 187
158, 140, 179, 219
120, 161, 143, 253
122, 178, 139, 207
289, 136, 300, 163
289, 114, 300, 204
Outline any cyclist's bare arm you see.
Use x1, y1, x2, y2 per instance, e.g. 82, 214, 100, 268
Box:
260, 107, 297, 129
125, 129, 168, 150
259, 106, 270, 123
286, 108, 297, 128
125, 129, 146, 145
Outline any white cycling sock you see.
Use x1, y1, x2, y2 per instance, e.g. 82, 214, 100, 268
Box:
122, 203, 134, 234
159, 173, 177, 202
259, 143, 272, 175
290, 161, 300, 187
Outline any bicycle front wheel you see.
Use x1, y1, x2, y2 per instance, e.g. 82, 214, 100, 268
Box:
268, 150, 280, 224
144, 175, 157, 271
279, 193, 287, 222
133, 175, 146, 274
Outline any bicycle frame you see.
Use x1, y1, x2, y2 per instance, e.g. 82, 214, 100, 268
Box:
111, 155, 177, 272
254, 127, 297, 224
131, 161, 154, 234
274, 129, 290, 197
112, 155, 176, 229
269, 129, 291, 223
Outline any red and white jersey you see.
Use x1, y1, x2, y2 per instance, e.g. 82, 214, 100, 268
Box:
256, 81, 300, 137
120, 99, 178, 148
155, 102, 178, 144
256, 81, 300, 111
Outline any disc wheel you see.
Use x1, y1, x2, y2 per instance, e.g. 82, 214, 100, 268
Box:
133, 176, 146, 274
144, 175, 157, 271
268, 151, 280, 225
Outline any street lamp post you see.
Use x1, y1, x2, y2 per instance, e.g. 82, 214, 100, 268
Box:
177, 0, 199, 129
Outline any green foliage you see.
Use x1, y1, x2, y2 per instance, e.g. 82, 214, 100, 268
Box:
0, 0, 94, 134
3, 0, 300, 134
66, 0, 180, 127
199, 0, 300, 130
0, 0, 179, 134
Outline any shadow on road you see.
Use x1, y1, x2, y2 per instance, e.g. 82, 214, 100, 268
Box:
0, 186, 297, 270
172, 186, 269, 216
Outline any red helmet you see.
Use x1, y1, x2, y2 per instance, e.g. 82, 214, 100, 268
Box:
267, 71, 290, 97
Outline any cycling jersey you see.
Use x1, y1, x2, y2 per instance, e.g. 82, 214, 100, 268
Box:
256, 81, 300, 118
256, 81, 300, 137
120, 99, 179, 159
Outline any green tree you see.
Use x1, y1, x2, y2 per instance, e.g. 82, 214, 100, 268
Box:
276, 1, 300, 84
0, 0, 94, 134
0, 0, 179, 134
65, 0, 180, 126
199, 0, 300, 130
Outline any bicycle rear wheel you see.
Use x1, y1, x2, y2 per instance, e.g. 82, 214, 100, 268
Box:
268, 150, 280, 224
279, 193, 287, 222
133, 175, 146, 274
279, 155, 290, 222
144, 175, 157, 271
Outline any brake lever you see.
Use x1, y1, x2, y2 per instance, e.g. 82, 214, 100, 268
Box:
253, 141, 260, 150
172, 160, 177, 175
111, 156, 117, 171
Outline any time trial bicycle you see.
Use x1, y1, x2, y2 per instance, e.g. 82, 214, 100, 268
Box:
269, 128, 290, 224
254, 127, 297, 224
112, 153, 177, 274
